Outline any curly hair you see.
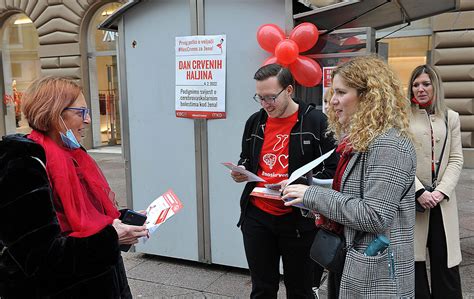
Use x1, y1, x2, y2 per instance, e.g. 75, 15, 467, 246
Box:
326, 56, 411, 152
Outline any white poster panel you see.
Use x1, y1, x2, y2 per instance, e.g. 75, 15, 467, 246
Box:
322, 66, 336, 113
175, 35, 226, 119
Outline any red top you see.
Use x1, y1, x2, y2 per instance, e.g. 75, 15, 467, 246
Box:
251, 111, 298, 215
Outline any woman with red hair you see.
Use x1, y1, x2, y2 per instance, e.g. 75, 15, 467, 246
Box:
0, 76, 147, 298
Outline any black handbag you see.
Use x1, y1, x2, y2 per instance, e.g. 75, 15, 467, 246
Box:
310, 181, 414, 273
310, 229, 348, 274
310, 229, 364, 274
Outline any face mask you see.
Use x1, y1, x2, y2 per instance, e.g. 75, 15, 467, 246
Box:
59, 117, 81, 149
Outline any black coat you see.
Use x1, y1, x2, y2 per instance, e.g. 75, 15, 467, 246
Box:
0, 134, 126, 298
237, 101, 339, 230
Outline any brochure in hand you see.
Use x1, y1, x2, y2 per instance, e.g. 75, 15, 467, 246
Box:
221, 162, 265, 182
122, 189, 184, 249
144, 189, 183, 236
245, 149, 335, 210
249, 187, 309, 210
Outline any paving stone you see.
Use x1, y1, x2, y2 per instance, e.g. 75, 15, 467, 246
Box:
170, 292, 233, 299
461, 263, 474, 298
122, 252, 148, 271
126, 257, 226, 291
461, 251, 474, 267
203, 271, 252, 297
128, 278, 190, 298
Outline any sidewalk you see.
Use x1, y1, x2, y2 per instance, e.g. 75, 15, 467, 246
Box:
91, 150, 474, 298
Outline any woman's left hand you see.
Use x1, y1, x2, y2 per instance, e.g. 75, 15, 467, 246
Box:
431, 190, 445, 203
281, 184, 309, 206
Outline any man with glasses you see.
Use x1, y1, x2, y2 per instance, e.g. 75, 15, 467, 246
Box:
230, 64, 338, 298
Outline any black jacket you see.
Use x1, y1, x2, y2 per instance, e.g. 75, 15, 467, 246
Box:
237, 101, 338, 230
0, 134, 125, 298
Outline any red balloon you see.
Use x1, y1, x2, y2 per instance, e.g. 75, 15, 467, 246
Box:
289, 56, 322, 87
256, 24, 285, 53
289, 22, 319, 53
275, 40, 299, 65
262, 56, 278, 66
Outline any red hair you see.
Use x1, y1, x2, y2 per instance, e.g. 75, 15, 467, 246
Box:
22, 76, 82, 132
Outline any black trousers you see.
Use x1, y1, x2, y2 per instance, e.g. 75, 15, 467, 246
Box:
117, 255, 133, 299
326, 271, 341, 299
312, 261, 325, 288
415, 205, 462, 299
241, 203, 316, 299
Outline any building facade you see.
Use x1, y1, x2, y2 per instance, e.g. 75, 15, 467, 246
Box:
1, 0, 472, 165
431, 2, 474, 166
0, 0, 125, 148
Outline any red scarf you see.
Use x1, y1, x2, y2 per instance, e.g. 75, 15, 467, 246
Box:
411, 96, 432, 108
28, 130, 119, 237
332, 138, 353, 192
315, 138, 352, 234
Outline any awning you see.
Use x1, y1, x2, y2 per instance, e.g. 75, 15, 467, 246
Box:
98, 0, 142, 31
294, 0, 459, 31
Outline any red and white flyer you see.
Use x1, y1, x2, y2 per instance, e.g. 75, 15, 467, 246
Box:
145, 189, 183, 235
250, 187, 281, 200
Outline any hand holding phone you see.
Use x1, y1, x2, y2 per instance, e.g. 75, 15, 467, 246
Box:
116, 209, 147, 252
120, 209, 147, 226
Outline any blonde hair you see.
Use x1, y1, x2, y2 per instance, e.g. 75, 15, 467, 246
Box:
327, 56, 411, 152
22, 76, 82, 132
322, 87, 333, 115
408, 64, 447, 118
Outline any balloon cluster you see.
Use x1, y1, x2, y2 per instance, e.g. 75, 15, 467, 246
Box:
257, 23, 322, 87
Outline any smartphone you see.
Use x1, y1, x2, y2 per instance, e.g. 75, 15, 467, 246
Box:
120, 209, 147, 226
119, 209, 147, 252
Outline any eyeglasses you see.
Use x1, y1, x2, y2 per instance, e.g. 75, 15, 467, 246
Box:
253, 87, 286, 104
64, 107, 90, 121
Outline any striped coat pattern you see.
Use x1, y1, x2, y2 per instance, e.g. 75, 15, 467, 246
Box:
303, 128, 416, 298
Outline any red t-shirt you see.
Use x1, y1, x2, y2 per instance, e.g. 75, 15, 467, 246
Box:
250, 111, 298, 215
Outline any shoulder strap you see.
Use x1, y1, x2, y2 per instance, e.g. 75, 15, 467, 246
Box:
31, 156, 46, 171
434, 113, 448, 185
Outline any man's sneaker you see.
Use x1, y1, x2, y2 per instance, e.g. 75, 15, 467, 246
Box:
312, 287, 320, 299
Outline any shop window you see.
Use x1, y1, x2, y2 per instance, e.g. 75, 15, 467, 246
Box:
11, 63, 22, 77
1, 14, 39, 135
8, 26, 21, 45
87, 2, 123, 147
377, 18, 432, 92
381, 36, 431, 92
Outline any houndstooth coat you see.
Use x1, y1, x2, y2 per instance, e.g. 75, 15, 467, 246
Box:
303, 128, 416, 298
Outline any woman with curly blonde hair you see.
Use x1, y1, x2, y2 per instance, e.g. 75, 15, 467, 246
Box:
282, 56, 416, 298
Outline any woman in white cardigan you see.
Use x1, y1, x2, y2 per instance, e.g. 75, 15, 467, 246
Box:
408, 64, 464, 298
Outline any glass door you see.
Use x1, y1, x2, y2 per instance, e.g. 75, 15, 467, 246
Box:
88, 2, 122, 147
1, 14, 40, 135
96, 55, 120, 145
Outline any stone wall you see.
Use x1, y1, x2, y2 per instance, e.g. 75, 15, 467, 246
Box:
432, 0, 474, 167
